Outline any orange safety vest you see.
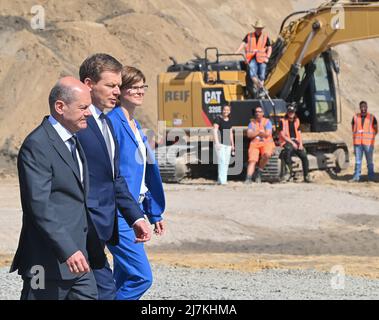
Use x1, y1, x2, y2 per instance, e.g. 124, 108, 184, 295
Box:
353, 112, 376, 146
280, 118, 301, 147
249, 117, 274, 146
245, 32, 268, 63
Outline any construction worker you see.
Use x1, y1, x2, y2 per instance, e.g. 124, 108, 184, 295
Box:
350, 101, 378, 182
236, 19, 272, 97
245, 105, 275, 184
279, 104, 310, 183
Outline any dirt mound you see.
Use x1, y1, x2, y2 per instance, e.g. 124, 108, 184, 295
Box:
0, 0, 379, 167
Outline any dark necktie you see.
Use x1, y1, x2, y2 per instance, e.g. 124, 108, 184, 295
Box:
69, 135, 80, 173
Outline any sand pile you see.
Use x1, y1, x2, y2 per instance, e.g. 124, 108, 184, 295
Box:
0, 0, 379, 167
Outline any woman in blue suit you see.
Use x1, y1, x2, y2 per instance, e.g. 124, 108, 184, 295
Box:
107, 66, 165, 300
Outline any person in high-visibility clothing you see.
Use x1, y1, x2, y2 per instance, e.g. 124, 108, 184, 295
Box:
279, 104, 310, 183
245, 105, 275, 184
350, 101, 378, 182
236, 19, 272, 96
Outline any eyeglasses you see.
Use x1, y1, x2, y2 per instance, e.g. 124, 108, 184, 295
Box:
256, 110, 263, 113
125, 85, 148, 94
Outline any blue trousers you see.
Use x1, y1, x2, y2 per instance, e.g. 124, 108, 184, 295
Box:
107, 214, 153, 300
92, 249, 117, 300
249, 58, 267, 82
353, 145, 375, 179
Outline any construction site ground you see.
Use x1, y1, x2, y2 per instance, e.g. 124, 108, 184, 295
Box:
1, 162, 379, 280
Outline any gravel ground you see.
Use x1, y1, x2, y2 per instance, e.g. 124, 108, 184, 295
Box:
1, 264, 379, 300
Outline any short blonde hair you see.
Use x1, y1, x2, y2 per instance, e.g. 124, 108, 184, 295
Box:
120, 66, 146, 89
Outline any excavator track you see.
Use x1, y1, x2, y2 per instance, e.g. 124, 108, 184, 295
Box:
156, 145, 189, 183
261, 148, 283, 182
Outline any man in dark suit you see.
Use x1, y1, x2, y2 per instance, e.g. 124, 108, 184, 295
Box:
77, 53, 151, 300
11, 77, 105, 300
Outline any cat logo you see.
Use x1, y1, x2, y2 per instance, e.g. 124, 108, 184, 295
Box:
202, 88, 227, 119
204, 90, 223, 105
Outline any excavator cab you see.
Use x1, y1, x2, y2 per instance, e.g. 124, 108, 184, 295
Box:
290, 51, 338, 133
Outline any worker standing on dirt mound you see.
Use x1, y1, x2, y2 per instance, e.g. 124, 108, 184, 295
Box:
279, 104, 310, 183
351, 101, 378, 182
236, 19, 272, 97
245, 105, 274, 184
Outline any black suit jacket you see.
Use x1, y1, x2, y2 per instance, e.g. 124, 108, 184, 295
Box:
10, 117, 105, 280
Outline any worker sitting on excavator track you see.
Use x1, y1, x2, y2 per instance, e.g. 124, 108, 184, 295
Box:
236, 19, 272, 98
279, 103, 310, 183
245, 105, 275, 184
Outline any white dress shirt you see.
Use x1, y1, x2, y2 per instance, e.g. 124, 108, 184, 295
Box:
48, 115, 83, 183
89, 104, 115, 176
133, 121, 149, 199
89, 106, 145, 226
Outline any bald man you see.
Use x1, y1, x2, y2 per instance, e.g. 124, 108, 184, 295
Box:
11, 77, 106, 300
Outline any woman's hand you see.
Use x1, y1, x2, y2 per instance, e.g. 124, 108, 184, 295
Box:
154, 220, 165, 236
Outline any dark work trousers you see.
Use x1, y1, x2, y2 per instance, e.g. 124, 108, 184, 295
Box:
282, 142, 309, 178
20, 272, 98, 300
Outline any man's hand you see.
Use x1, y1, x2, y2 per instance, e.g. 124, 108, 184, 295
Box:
154, 220, 165, 236
66, 250, 90, 274
133, 219, 151, 243
258, 130, 266, 138
298, 144, 304, 151
291, 141, 299, 150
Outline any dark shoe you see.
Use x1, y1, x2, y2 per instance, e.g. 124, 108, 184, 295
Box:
349, 176, 360, 183
255, 170, 262, 184
258, 88, 266, 99
282, 172, 291, 182
368, 173, 375, 182
244, 175, 253, 184
303, 175, 311, 183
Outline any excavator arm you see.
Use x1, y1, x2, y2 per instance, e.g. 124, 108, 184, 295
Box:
266, 0, 379, 98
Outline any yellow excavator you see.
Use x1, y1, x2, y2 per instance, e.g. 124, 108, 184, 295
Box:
157, 0, 379, 182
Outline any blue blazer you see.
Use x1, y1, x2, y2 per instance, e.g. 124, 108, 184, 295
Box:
77, 115, 144, 245
107, 107, 165, 224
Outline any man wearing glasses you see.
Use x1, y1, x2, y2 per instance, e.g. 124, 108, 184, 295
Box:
245, 105, 275, 184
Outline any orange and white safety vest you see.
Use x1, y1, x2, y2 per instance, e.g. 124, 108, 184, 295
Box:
249, 118, 274, 145
353, 112, 377, 146
279, 118, 301, 147
245, 32, 269, 63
